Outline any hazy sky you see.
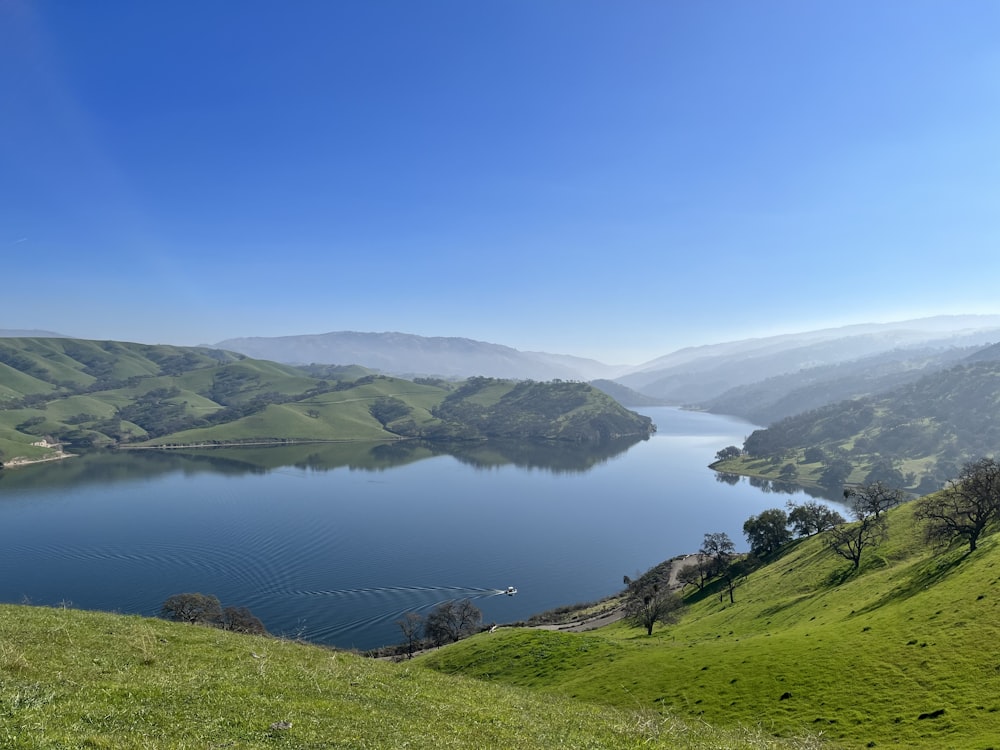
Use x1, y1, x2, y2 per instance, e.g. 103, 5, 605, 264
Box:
3, 2, 999, 364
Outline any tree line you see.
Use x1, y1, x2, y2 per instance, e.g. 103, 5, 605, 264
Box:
385, 599, 485, 659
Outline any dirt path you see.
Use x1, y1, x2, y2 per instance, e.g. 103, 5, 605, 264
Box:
531, 553, 703, 633
532, 607, 625, 632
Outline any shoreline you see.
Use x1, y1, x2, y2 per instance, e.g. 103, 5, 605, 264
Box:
1, 451, 75, 470
117, 437, 405, 451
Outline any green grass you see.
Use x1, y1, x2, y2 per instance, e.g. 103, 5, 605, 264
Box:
0, 363, 55, 402
147, 402, 398, 444
0, 338, 653, 462
422, 500, 1000, 748
0, 430, 54, 462
460, 381, 512, 407
0, 605, 818, 750
712, 454, 869, 491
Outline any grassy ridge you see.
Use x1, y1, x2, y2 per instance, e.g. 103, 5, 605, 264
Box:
422, 500, 1000, 748
0, 338, 653, 462
0, 605, 817, 750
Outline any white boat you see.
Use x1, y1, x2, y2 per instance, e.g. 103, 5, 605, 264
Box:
505, 586, 517, 596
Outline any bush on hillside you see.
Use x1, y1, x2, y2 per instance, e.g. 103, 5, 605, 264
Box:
160, 593, 222, 624
161, 593, 266, 635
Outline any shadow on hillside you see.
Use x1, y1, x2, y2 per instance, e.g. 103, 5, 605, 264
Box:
853, 547, 970, 616
679, 540, 811, 608
756, 591, 815, 619
681, 578, 727, 606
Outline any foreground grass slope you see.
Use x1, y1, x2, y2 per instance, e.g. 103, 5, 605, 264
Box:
423, 501, 1000, 748
0, 605, 817, 750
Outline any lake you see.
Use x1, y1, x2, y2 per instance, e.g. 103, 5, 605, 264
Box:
0, 407, 831, 650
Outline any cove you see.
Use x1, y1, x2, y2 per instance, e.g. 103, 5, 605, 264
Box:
0, 407, 826, 650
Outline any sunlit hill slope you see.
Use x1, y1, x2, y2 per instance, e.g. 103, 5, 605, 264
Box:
422, 499, 1000, 749
0, 337, 654, 464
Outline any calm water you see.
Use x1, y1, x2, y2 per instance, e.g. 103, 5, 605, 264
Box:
0, 407, 828, 650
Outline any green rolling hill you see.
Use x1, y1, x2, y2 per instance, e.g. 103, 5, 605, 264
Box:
0, 338, 654, 466
422, 498, 1000, 748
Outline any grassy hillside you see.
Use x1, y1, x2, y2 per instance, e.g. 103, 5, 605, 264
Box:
422, 499, 1000, 748
0, 604, 818, 750
715, 359, 1000, 494
427, 377, 653, 441
0, 338, 653, 464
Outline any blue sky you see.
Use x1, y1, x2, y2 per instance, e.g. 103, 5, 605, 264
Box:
3, 2, 999, 364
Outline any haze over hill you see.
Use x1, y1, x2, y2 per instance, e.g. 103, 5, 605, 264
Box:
719, 345, 1000, 495
212, 317, 1000, 406
617, 315, 1000, 406
214, 331, 629, 381
701, 344, 983, 426
0, 329, 68, 338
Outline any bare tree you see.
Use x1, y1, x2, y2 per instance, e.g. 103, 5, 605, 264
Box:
396, 612, 424, 658
677, 557, 712, 591
624, 581, 684, 635
828, 482, 900, 570
915, 457, 1000, 553
844, 481, 905, 520
828, 518, 885, 570
424, 599, 482, 646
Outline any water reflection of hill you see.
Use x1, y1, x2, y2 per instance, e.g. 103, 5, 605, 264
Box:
714, 470, 847, 504
0, 436, 648, 492
431, 435, 646, 473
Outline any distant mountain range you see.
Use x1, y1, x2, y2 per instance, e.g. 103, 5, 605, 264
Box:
214, 331, 629, 382
700, 345, 982, 426
616, 315, 1000, 411
213, 317, 1000, 418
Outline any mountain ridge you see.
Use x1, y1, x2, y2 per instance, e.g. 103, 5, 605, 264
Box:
214, 330, 630, 381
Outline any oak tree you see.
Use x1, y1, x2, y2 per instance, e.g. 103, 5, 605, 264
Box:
160, 593, 223, 625
424, 599, 482, 646
624, 580, 684, 635
742, 508, 792, 557
786, 499, 845, 537
396, 612, 425, 658
915, 457, 1000, 553
828, 482, 902, 570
